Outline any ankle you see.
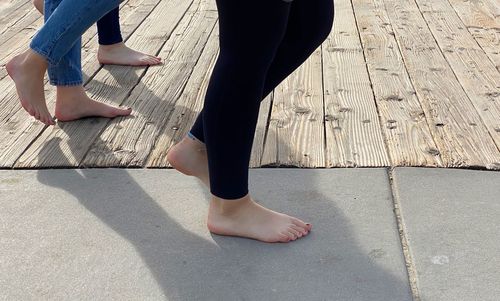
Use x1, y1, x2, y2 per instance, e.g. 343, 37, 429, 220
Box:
26, 49, 48, 69
56, 85, 87, 102
98, 42, 125, 52
210, 194, 252, 216
181, 134, 205, 151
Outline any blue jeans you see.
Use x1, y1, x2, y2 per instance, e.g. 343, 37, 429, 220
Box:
30, 0, 122, 86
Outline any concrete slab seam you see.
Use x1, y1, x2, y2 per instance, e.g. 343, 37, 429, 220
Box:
388, 167, 420, 301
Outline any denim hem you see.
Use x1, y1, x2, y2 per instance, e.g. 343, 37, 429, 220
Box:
29, 44, 58, 66
49, 79, 83, 86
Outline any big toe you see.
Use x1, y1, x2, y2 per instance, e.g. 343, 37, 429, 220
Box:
36, 109, 54, 125
111, 106, 132, 117
292, 217, 312, 231
142, 56, 161, 65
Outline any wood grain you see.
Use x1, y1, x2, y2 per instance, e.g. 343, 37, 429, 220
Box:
352, 0, 442, 167
146, 22, 219, 168
323, 0, 390, 167
415, 0, 500, 149
81, 0, 217, 167
261, 47, 326, 167
6, 0, 172, 167
384, 0, 500, 169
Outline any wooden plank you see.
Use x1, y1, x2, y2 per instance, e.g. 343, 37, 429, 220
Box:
0, 0, 167, 168
322, 0, 389, 167
82, 0, 217, 167
383, 0, 500, 169
261, 47, 326, 167
249, 94, 273, 168
351, 0, 442, 166
447, 0, 500, 71
415, 0, 500, 149
0, 5, 40, 47
146, 22, 219, 168
0, 0, 31, 26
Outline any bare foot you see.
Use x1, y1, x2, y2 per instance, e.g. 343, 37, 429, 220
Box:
167, 135, 210, 187
97, 42, 161, 66
6, 50, 55, 125
33, 0, 43, 13
208, 194, 312, 243
54, 85, 132, 121
167, 136, 312, 243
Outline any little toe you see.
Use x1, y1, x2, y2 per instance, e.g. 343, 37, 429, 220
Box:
278, 233, 290, 243
280, 230, 293, 241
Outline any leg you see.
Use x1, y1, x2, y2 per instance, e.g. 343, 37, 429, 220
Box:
32, 0, 160, 66
167, 0, 334, 181
189, 0, 335, 142
30, 0, 131, 121
96, 8, 162, 66
96, 8, 123, 46
169, 0, 312, 243
8, 0, 122, 124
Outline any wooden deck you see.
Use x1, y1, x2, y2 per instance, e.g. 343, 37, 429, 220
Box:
0, 0, 499, 169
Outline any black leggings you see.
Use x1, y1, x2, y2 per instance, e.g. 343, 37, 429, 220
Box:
96, 8, 123, 45
189, 0, 334, 199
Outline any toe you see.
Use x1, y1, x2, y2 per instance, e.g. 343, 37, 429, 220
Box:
292, 218, 311, 231
281, 230, 293, 241
288, 227, 302, 238
278, 233, 290, 243
291, 224, 307, 236
114, 107, 132, 116
147, 57, 160, 65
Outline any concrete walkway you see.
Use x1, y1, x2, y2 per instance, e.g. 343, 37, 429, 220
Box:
0, 168, 498, 300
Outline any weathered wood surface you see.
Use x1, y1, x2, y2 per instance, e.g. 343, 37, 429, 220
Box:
447, 0, 500, 72
147, 22, 219, 168
0, 0, 499, 170
322, 0, 390, 167
416, 0, 500, 149
81, 0, 217, 167
261, 47, 326, 167
383, 0, 500, 169
352, 0, 442, 167
14, 0, 195, 168
0, 0, 163, 167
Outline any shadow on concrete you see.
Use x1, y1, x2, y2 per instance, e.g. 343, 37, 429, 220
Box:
36, 108, 412, 300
